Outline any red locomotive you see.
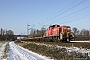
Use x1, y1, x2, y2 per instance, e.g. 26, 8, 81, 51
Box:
44, 24, 74, 42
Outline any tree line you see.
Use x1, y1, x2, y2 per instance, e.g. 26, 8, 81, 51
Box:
72, 27, 90, 40
0, 26, 90, 41
29, 27, 46, 37
0, 28, 15, 41
29, 27, 90, 36
72, 27, 90, 36
29, 27, 90, 40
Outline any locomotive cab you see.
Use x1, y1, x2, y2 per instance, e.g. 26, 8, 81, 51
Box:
59, 26, 74, 42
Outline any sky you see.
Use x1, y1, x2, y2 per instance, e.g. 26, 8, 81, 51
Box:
0, 0, 90, 35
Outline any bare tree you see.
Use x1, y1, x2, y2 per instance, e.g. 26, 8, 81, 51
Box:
36, 29, 41, 35
6, 30, 14, 35
41, 27, 46, 36
85, 30, 89, 36
0, 29, 14, 40
30, 28, 36, 35
80, 29, 85, 36
72, 27, 79, 36
89, 29, 90, 36
79, 29, 89, 36
0, 28, 3, 35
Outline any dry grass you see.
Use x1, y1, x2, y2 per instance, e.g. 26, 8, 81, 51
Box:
38, 42, 90, 49
2, 43, 8, 59
15, 41, 90, 60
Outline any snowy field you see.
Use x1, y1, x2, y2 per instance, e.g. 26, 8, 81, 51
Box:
0, 42, 7, 60
58, 46, 90, 57
8, 42, 54, 60
0, 41, 6, 48
28, 42, 90, 57
0, 41, 90, 60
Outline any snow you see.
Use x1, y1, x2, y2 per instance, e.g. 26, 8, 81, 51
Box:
8, 42, 54, 60
66, 47, 90, 57
70, 41, 90, 42
0, 42, 7, 60
1, 41, 90, 60
55, 45, 90, 57
28, 42, 90, 57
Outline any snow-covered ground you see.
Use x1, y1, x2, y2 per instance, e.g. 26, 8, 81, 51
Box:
27, 42, 90, 57
8, 42, 54, 60
0, 42, 7, 60
54, 45, 90, 57
70, 41, 90, 42
0, 41, 90, 60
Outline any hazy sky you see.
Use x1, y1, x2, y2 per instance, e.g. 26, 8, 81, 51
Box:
0, 0, 90, 35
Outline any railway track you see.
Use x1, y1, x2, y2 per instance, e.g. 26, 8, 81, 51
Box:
22, 39, 90, 49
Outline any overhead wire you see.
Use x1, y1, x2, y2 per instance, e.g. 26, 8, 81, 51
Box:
60, 10, 90, 22
60, 12, 90, 24
39, 0, 78, 24
39, 0, 78, 25
44, 5, 90, 26
44, 11, 90, 27
41, 0, 86, 26
53, 6, 90, 23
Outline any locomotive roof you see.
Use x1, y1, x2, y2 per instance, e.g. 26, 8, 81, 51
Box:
49, 24, 60, 28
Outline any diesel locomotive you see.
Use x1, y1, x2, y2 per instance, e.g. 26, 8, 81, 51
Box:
44, 24, 74, 42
